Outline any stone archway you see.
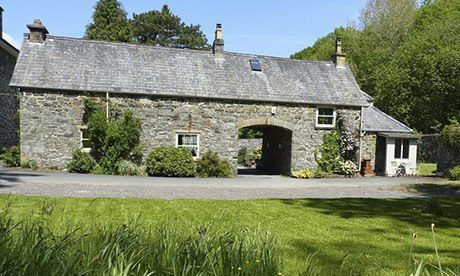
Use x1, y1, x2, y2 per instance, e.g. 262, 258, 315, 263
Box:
238, 118, 293, 175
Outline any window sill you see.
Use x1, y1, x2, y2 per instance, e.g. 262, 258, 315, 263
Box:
315, 125, 335, 130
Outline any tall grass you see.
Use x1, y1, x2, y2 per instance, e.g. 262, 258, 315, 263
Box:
0, 212, 282, 275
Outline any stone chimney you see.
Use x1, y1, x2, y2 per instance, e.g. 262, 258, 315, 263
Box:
27, 19, 49, 43
213, 23, 224, 59
0, 6, 3, 38
332, 38, 346, 68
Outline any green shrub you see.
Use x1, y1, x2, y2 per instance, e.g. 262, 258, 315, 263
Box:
291, 168, 327, 179
448, 165, 460, 180
441, 123, 460, 150
196, 151, 234, 178
67, 149, 97, 173
83, 100, 142, 175
336, 160, 358, 176
315, 129, 342, 173
117, 160, 146, 176
1, 146, 21, 167
237, 147, 248, 164
21, 158, 38, 170
291, 168, 316, 179
146, 146, 196, 177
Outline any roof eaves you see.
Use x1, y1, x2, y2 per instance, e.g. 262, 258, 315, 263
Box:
0, 38, 19, 57
10, 84, 370, 107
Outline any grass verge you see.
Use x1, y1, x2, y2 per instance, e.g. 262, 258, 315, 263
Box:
0, 195, 459, 274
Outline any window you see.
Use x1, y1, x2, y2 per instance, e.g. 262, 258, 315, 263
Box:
394, 138, 410, 159
176, 133, 199, 158
250, 59, 262, 71
80, 127, 91, 153
316, 107, 336, 128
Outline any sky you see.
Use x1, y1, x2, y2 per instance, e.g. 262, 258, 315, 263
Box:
0, 0, 367, 57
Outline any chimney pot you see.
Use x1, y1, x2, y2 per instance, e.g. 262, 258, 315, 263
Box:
27, 19, 49, 43
213, 23, 224, 59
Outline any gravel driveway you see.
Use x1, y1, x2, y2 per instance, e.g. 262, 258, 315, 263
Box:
0, 168, 453, 199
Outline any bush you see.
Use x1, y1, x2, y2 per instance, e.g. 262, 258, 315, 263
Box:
21, 158, 38, 170
196, 151, 234, 178
67, 149, 97, 173
291, 168, 327, 179
448, 165, 460, 180
238, 147, 262, 168
146, 146, 196, 177
117, 160, 146, 176
336, 160, 358, 176
441, 123, 460, 150
315, 129, 342, 173
291, 168, 316, 179
1, 146, 21, 167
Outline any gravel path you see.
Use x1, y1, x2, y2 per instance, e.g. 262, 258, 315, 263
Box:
0, 168, 451, 199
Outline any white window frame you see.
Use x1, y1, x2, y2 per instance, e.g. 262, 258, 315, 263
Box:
315, 107, 336, 129
175, 133, 200, 159
80, 126, 92, 153
394, 138, 410, 160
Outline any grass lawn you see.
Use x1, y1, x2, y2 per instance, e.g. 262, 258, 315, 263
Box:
0, 195, 459, 274
418, 163, 437, 176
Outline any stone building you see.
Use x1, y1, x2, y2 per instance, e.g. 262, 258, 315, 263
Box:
10, 20, 418, 175
0, 7, 20, 151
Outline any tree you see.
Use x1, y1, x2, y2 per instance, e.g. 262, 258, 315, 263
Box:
374, 0, 460, 133
130, 5, 209, 49
84, 0, 132, 43
290, 27, 358, 61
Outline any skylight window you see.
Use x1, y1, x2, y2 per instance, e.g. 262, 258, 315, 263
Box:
250, 59, 262, 71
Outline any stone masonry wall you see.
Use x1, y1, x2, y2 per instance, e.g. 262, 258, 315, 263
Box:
237, 139, 262, 152
20, 91, 361, 172
418, 134, 440, 163
361, 133, 377, 169
0, 47, 18, 151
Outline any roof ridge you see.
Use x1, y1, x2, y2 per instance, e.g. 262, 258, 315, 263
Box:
46, 35, 214, 55
45, 35, 334, 64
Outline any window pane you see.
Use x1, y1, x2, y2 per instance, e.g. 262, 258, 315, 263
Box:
81, 128, 90, 139
82, 139, 92, 148
394, 139, 402, 158
319, 108, 334, 116
318, 116, 333, 125
403, 139, 410, 159
178, 135, 184, 145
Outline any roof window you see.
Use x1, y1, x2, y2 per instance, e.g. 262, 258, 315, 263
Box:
250, 59, 262, 71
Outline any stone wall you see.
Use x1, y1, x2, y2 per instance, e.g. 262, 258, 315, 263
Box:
0, 47, 18, 151
237, 139, 262, 152
361, 133, 377, 169
418, 134, 440, 163
20, 91, 361, 172
437, 141, 460, 175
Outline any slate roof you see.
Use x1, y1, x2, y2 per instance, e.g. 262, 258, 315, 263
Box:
10, 35, 369, 107
0, 38, 19, 58
363, 106, 413, 133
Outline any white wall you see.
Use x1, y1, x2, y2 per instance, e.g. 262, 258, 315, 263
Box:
385, 138, 418, 176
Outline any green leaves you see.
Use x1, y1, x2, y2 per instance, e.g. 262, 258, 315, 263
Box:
84, 2, 209, 50
84, 0, 132, 43
292, 0, 460, 133
131, 5, 209, 49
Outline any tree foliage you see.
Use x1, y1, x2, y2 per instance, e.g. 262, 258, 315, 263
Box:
131, 5, 209, 49
292, 0, 459, 133
84, 0, 132, 42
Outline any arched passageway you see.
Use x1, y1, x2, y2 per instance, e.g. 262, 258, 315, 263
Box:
237, 118, 293, 175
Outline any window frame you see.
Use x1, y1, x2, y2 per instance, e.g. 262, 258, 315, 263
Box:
315, 107, 336, 129
175, 133, 200, 159
394, 138, 410, 159
80, 126, 92, 153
